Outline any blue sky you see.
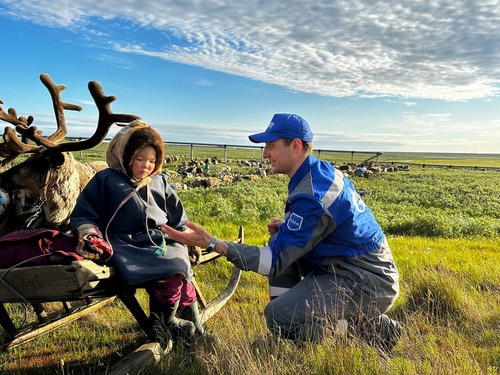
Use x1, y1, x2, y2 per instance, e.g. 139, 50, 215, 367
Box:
0, 0, 499, 154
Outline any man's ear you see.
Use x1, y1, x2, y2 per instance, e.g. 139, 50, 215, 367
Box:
293, 138, 303, 151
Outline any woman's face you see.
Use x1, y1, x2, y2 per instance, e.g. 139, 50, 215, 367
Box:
131, 146, 157, 180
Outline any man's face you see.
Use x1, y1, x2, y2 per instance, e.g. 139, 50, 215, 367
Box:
263, 139, 295, 176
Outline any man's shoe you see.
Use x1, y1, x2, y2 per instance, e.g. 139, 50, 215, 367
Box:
359, 314, 402, 352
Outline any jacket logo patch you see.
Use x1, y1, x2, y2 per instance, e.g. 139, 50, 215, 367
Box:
287, 213, 303, 231
351, 188, 367, 213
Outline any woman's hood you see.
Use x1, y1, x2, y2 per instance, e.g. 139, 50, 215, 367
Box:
106, 119, 165, 179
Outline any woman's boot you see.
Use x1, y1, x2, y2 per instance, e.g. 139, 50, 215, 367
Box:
149, 297, 167, 344
150, 298, 196, 343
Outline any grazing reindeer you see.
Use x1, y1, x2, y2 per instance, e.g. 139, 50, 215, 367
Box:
0, 73, 140, 235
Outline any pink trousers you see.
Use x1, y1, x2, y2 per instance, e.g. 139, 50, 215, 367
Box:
148, 274, 197, 308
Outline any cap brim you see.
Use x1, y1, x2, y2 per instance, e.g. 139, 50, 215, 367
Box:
248, 131, 280, 143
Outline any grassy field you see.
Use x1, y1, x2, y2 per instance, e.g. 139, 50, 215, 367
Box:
0, 149, 499, 374
376, 151, 500, 168
74, 142, 500, 168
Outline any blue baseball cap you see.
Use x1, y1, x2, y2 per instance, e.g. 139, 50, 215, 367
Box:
248, 113, 314, 143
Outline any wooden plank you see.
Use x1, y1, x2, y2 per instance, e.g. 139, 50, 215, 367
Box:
0, 265, 83, 301
108, 340, 173, 375
0, 260, 114, 302
4, 297, 115, 350
199, 251, 221, 264
74, 260, 114, 280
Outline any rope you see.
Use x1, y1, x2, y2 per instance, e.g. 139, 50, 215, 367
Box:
103, 176, 166, 254
0, 253, 55, 330
104, 177, 155, 245
0, 253, 54, 304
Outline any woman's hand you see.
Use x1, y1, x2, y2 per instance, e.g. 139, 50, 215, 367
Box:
161, 220, 212, 248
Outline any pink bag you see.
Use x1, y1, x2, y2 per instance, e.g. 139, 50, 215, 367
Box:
0, 228, 83, 268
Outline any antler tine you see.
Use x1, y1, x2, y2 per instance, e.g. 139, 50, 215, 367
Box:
0, 106, 42, 167
40, 73, 83, 143
0, 106, 29, 127
0, 126, 43, 156
89, 80, 141, 123
55, 80, 140, 152
15, 124, 58, 148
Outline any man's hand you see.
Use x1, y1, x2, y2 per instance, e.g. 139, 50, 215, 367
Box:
267, 218, 284, 235
188, 245, 201, 265
162, 221, 230, 256
161, 221, 212, 248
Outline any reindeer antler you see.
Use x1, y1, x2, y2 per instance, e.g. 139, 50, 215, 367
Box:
11, 73, 83, 150
0, 73, 140, 168
55, 80, 140, 152
40, 73, 83, 143
0, 73, 84, 167
0, 105, 42, 164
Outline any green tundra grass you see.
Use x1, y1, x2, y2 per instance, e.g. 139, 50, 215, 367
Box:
0, 150, 499, 374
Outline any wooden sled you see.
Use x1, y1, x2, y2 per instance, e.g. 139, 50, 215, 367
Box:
0, 226, 243, 353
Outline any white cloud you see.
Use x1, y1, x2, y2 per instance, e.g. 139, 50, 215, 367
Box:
1, 0, 499, 101
90, 54, 135, 70
195, 79, 214, 87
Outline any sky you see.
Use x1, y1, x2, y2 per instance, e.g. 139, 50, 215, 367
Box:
0, 0, 499, 154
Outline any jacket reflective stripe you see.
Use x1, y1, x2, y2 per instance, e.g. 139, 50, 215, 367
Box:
257, 246, 273, 275
322, 168, 345, 207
